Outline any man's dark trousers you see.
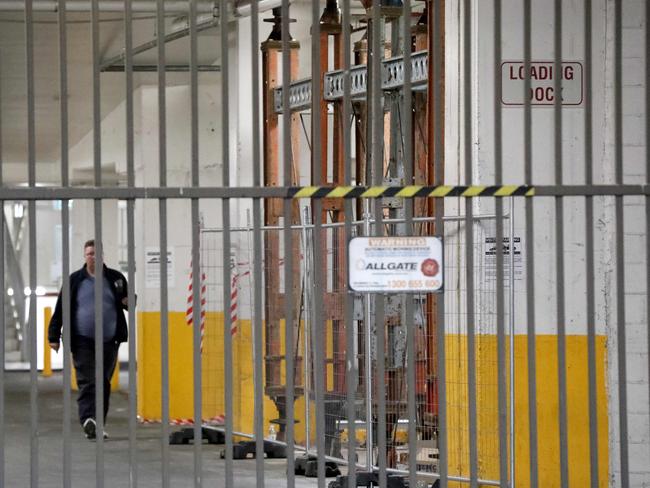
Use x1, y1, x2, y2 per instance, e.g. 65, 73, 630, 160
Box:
72, 337, 119, 424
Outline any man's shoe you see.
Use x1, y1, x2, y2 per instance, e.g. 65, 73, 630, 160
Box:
102, 430, 109, 440
83, 418, 97, 439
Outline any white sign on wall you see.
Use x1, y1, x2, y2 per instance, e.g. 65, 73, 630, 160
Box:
349, 236, 443, 293
501, 61, 583, 106
145, 247, 175, 288
484, 236, 523, 283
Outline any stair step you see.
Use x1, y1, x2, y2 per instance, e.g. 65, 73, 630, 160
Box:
4, 338, 18, 351
5, 350, 22, 362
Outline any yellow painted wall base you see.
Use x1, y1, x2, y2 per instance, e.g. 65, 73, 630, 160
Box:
137, 314, 609, 485
445, 334, 609, 488
138, 312, 316, 440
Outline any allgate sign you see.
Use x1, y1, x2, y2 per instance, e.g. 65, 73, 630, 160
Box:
348, 236, 443, 293
501, 61, 583, 106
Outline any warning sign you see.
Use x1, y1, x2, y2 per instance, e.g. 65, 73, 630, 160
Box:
145, 247, 175, 288
484, 237, 523, 283
501, 61, 583, 106
348, 236, 443, 293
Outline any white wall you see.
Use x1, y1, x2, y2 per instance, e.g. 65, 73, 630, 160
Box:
459, 0, 648, 485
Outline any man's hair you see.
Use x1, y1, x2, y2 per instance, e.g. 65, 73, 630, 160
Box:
84, 239, 95, 249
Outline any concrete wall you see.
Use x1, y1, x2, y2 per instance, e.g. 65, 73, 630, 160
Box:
444, 0, 648, 486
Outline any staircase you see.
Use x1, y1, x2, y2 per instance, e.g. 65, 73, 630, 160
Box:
3, 207, 26, 365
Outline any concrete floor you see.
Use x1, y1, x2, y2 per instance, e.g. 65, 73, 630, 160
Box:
4, 370, 323, 487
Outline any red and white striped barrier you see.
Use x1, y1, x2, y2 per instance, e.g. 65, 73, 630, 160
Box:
186, 263, 207, 351
138, 415, 226, 426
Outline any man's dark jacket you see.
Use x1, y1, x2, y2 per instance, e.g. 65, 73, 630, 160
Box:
48, 264, 130, 348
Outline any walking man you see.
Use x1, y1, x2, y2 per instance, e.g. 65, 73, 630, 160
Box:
48, 239, 130, 440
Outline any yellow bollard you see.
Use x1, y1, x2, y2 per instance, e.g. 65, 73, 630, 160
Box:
42, 307, 53, 377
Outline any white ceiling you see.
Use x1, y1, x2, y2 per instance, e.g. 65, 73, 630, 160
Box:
0, 10, 220, 183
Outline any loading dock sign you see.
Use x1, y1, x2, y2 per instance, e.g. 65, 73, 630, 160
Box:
501, 61, 583, 106
349, 236, 443, 293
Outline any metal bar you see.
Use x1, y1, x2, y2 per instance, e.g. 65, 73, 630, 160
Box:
370, 0, 386, 484
57, 0, 72, 485
250, 0, 264, 486
493, 0, 509, 486
362, 206, 373, 472
614, 1, 629, 486
647, 0, 650, 483
301, 207, 311, 453
202, 213, 509, 233
189, 0, 202, 484
508, 197, 516, 488
0, 50, 3, 488
156, 0, 169, 486
553, 0, 569, 486
281, 0, 295, 486
463, 0, 478, 485
25, 0, 40, 485
2, 184, 650, 201
402, 0, 416, 486
0, 0, 217, 12
274, 50, 428, 113
102, 65, 221, 72
0, 47, 4, 485
100, 15, 218, 71
342, 1, 356, 484
583, 0, 599, 487
432, 1, 447, 486
523, 0, 539, 485
0, 204, 3, 488
310, 0, 326, 484
93, 210, 106, 487
220, 0, 234, 484
123, 1, 138, 486
91, 1, 106, 482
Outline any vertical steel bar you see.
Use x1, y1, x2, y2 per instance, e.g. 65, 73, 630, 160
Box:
363, 205, 373, 472
57, 1, 72, 486
25, 0, 39, 484
281, 0, 295, 485
553, 1, 569, 486
0, 50, 4, 488
583, 0, 599, 486
93, 219, 105, 487
342, 0, 356, 484
301, 207, 311, 453
370, 0, 386, 484
432, 1, 447, 486
189, 2, 202, 486
90, 0, 106, 484
123, 1, 137, 486
646, 1, 650, 477
493, 0, 509, 486
464, 0, 478, 484
311, 0, 326, 485
401, 0, 417, 486
250, 0, 265, 486
613, 1, 629, 486
220, 0, 234, 484
155, 0, 169, 486
0, 191, 3, 488
522, 0, 539, 486
508, 198, 516, 488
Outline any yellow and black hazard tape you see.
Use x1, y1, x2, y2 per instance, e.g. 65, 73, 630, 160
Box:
288, 185, 534, 199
